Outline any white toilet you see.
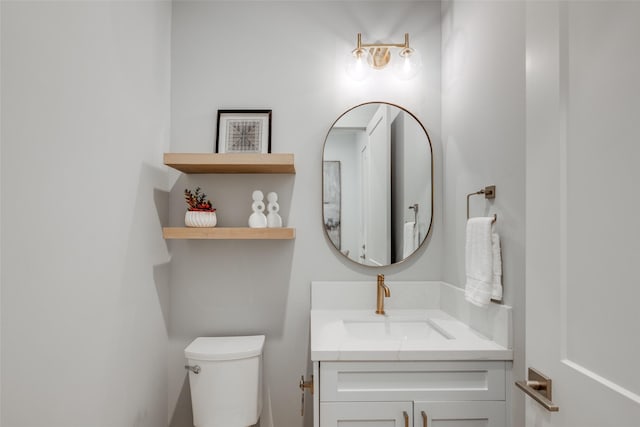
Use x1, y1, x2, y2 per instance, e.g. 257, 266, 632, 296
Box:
184, 335, 265, 427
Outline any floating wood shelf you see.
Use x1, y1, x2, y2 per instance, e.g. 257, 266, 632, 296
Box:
164, 153, 295, 174
163, 153, 296, 240
162, 227, 296, 240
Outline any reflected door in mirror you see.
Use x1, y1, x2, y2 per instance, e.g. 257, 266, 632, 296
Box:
323, 102, 433, 267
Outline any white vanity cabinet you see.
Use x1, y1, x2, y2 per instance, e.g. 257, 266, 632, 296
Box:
317, 361, 507, 427
310, 282, 514, 427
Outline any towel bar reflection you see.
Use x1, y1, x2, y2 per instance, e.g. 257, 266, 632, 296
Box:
467, 185, 497, 223
408, 204, 419, 226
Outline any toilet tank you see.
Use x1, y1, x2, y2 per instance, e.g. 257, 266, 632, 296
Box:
185, 336, 265, 427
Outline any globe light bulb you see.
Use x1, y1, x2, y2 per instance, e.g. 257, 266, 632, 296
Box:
393, 47, 422, 80
346, 48, 372, 81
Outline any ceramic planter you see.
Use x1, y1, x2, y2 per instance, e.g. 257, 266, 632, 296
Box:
185, 211, 217, 227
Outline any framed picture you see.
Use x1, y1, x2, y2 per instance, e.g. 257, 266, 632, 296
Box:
323, 160, 341, 249
216, 109, 272, 153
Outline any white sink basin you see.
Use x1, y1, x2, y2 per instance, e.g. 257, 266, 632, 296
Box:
343, 318, 454, 341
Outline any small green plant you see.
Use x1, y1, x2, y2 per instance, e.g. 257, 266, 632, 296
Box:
184, 187, 215, 212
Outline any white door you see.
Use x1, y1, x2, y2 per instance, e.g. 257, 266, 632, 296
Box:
525, 1, 640, 425
363, 105, 391, 266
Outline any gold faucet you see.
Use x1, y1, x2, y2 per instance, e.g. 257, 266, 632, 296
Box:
375, 274, 391, 315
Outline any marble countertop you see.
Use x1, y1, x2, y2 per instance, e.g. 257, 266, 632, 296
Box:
311, 308, 513, 362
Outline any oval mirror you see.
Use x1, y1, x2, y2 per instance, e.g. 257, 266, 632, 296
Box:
322, 102, 433, 266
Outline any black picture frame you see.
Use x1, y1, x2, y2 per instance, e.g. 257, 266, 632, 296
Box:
215, 109, 272, 154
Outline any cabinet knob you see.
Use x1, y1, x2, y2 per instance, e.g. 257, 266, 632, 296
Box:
403, 411, 409, 427
421, 410, 428, 427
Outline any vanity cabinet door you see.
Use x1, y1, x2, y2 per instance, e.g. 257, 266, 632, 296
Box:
320, 401, 413, 427
414, 401, 506, 427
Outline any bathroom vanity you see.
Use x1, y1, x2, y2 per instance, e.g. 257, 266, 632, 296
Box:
310, 281, 513, 427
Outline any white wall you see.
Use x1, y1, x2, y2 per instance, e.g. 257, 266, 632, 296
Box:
168, 2, 442, 426
1, 2, 172, 426
440, 1, 526, 425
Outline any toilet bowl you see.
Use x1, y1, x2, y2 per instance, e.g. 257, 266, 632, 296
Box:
184, 335, 265, 427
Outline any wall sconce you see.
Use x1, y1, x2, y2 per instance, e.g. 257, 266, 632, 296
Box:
346, 33, 422, 81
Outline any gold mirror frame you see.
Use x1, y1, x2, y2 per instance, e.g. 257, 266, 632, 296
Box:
322, 102, 434, 267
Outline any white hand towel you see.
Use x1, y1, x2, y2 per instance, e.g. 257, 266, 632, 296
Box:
465, 217, 502, 307
403, 221, 417, 258
491, 229, 503, 301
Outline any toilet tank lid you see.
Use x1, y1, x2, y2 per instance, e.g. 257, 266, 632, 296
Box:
184, 335, 265, 361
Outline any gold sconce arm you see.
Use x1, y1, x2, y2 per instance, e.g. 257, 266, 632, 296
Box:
357, 32, 410, 50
